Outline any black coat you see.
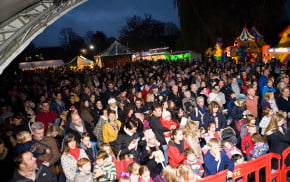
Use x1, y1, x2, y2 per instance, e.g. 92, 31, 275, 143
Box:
10, 163, 57, 182
149, 116, 169, 145
232, 103, 246, 122
203, 110, 227, 131
267, 130, 290, 169
110, 126, 144, 162
140, 145, 163, 178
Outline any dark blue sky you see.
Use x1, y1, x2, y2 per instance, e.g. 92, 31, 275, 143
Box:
32, 0, 179, 47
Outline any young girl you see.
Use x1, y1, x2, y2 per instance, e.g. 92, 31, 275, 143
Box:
250, 133, 269, 158
178, 164, 197, 182
153, 165, 177, 182
201, 122, 219, 154
222, 140, 242, 160
240, 114, 257, 140
46, 124, 64, 152
127, 162, 140, 182
138, 165, 153, 182
241, 125, 256, 161
184, 120, 203, 163
259, 107, 274, 135
168, 128, 190, 167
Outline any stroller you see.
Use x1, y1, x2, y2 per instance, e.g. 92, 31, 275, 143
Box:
221, 126, 238, 146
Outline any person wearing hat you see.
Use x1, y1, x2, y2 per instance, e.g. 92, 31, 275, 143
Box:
232, 94, 251, 137
151, 84, 162, 103
107, 97, 124, 123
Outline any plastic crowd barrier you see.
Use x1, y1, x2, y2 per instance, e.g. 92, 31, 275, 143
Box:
281, 147, 290, 182
198, 153, 282, 182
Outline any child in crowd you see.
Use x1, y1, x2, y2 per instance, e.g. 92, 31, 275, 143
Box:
178, 164, 197, 182
159, 110, 179, 130
231, 154, 245, 182
99, 143, 115, 162
259, 107, 274, 135
241, 125, 256, 161
201, 122, 219, 154
127, 162, 141, 182
74, 158, 93, 182
222, 140, 242, 160
15, 131, 50, 157
93, 151, 116, 182
240, 114, 257, 140
250, 133, 269, 158
119, 177, 131, 182
159, 111, 179, 143
168, 128, 190, 167
80, 132, 98, 168
138, 165, 153, 182
184, 120, 203, 163
153, 165, 177, 182
183, 148, 204, 179
204, 138, 234, 177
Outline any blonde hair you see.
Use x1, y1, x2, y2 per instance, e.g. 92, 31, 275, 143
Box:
178, 164, 196, 182
162, 165, 177, 182
245, 114, 255, 125
146, 93, 154, 102
46, 124, 64, 137
264, 113, 285, 135
251, 133, 265, 143
264, 91, 273, 101
119, 177, 131, 182
139, 165, 150, 177
263, 107, 273, 116
127, 162, 140, 174
208, 138, 221, 147
184, 120, 199, 138
16, 131, 31, 143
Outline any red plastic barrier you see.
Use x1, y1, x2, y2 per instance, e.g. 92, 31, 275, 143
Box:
197, 170, 228, 182
281, 147, 290, 182
199, 153, 281, 182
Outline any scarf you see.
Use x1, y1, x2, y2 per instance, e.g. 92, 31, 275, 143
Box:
69, 148, 80, 160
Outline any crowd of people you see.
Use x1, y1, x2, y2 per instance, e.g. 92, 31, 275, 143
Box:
0, 58, 289, 182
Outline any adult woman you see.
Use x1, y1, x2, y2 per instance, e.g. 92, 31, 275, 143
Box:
232, 94, 249, 133
93, 109, 108, 144
203, 101, 227, 131
264, 113, 290, 169
61, 133, 88, 182
102, 110, 122, 144
168, 128, 190, 167
79, 99, 95, 127
12, 114, 30, 137
110, 118, 141, 161
144, 93, 155, 112
262, 91, 279, 113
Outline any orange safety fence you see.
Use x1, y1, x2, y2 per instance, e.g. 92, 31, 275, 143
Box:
198, 153, 281, 182
281, 147, 290, 182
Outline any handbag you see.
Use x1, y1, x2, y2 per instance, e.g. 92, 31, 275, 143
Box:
235, 119, 245, 132
113, 151, 134, 179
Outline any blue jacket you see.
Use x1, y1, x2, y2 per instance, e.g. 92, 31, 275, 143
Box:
204, 151, 234, 176
261, 86, 276, 102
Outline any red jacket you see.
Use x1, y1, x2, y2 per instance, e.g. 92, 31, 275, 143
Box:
35, 110, 58, 131
241, 134, 254, 156
159, 117, 179, 130
168, 140, 190, 167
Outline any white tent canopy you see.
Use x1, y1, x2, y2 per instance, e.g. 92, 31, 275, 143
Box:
19, 59, 64, 70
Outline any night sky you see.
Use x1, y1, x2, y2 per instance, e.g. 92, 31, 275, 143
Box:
32, 0, 179, 47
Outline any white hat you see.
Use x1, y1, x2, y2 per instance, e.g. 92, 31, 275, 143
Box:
108, 98, 117, 104
162, 110, 171, 119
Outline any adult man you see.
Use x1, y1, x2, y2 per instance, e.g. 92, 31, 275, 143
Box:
11, 151, 57, 182
50, 92, 66, 115
208, 84, 226, 106
149, 103, 170, 165
35, 101, 58, 131
103, 82, 119, 107
31, 122, 60, 170
66, 112, 96, 142
276, 88, 290, 114
246, 87, 259, 119
167, 85, 182, 108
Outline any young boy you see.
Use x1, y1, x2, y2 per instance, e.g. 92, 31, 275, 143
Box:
241, 125, 256, 161
74, 158, 93, 182
15, 131, 50, 158
183, 148, 204, 178
204, 138, 234, 177
93, 151, 116, 182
